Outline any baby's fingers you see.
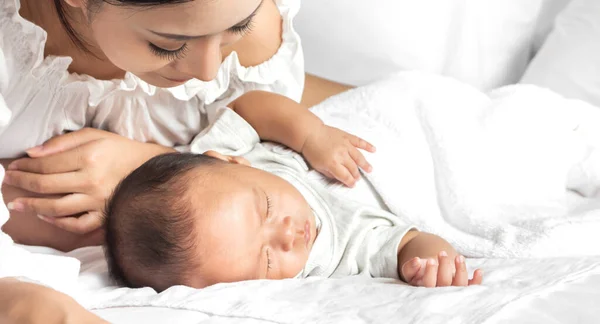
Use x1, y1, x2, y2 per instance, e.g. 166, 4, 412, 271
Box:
348, 135, 376, 153
468, 269, 484, 286
452, 255, 468, 286
331, 163, 356, 188
422, 258, 439, 288
436, 251, 454, 287
342, 154, 361, 180
349, 147, 372, 173
401, 257, 423, 282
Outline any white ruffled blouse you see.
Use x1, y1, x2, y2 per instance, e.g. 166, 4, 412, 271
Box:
0, 0, 304, 158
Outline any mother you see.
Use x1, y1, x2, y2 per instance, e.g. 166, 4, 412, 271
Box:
0, 0, 349, 252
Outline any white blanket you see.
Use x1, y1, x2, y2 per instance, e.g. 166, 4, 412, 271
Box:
310, 71, 600, 258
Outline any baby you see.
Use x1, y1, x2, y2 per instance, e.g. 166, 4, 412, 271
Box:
104, 93, 483, 292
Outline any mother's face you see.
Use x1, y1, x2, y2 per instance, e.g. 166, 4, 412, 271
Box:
71, 0, 263, 87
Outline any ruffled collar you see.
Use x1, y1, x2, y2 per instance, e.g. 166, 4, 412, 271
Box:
8, 0, 301, 105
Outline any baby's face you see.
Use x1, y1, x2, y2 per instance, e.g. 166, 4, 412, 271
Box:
186, 160, 317, 288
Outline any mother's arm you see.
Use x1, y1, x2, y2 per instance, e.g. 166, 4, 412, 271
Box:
301, 73, 353, 108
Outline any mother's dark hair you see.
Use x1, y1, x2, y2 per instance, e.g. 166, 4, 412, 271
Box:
53, 0, 194, 52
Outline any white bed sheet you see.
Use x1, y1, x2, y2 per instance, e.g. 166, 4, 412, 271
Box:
21, 245, 599, 324
488, 271, 600, 324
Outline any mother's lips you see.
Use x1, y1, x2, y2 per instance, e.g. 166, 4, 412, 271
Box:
165, 77, 191, 83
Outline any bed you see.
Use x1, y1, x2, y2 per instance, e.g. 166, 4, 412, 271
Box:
22, 245, 600, 323
7, 0, 600, 322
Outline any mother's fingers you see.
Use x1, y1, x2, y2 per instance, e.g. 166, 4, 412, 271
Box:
26, 128, 108, 158
39, 211, 105, 235
10, 194, 99, 218
8, 145, 90, 174
4, 170, 88, 194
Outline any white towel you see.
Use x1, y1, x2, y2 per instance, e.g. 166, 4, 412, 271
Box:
310, 71, 600, 258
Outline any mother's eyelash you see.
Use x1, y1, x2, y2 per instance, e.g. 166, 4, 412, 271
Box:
229, 18, 255, 36
149, 43, 189, 61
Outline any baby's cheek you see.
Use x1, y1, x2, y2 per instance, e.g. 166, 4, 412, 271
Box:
279, 252, 308, 279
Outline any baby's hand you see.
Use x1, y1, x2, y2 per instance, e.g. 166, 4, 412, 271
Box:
301, 124, 375, 187
401, 251, 483, 288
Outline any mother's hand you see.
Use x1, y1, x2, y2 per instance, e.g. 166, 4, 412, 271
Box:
3, 128, 175, 234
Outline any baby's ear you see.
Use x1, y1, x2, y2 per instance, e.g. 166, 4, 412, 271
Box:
203, 150, 251, 166
229, 156, 251, 166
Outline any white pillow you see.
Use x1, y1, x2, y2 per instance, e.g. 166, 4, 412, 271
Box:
520, 0, 600, 108
531, 0, 572, 52
295, 0, 553, 90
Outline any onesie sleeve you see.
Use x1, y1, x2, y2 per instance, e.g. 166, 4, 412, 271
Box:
357, 223, 417, 279
176, 107, 260, 156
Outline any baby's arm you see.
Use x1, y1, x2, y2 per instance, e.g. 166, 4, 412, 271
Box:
229, 91, 375, 187
229, 90, 319, 154
396, 231, 483, 287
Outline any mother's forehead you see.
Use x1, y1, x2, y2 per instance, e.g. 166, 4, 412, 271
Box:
123, 0, 263, 36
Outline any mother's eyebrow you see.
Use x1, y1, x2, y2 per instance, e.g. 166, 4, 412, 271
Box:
148, 0, 264, 41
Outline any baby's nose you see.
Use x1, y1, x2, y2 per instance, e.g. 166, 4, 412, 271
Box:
278, 216, 295, 252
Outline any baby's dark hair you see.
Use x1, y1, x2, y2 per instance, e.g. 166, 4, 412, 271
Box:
104, 152, 222, 292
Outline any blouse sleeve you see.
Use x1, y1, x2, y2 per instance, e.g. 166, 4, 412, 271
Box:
0, 29, 12, 127
0, 92, 11, 128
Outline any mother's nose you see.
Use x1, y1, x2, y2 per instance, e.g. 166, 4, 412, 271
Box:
176, 36, 222, 82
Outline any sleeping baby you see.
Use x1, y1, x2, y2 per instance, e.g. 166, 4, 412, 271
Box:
103, 98, 483, 291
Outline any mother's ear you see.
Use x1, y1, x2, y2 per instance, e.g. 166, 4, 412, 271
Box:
62, 0, 93, 20
63, 0, 86, 9
203, 150, 251, 166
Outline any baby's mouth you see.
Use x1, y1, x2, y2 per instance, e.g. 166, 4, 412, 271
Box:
304, 220, 310, 249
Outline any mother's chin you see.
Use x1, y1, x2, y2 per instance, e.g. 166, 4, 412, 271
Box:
0, 159, 103, 252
